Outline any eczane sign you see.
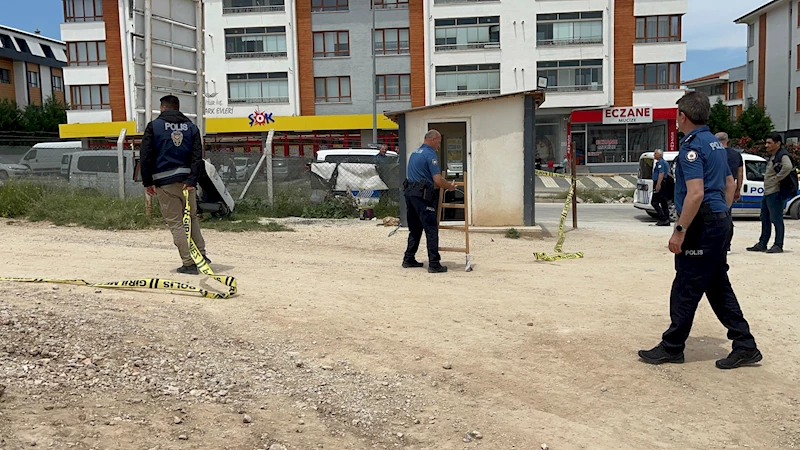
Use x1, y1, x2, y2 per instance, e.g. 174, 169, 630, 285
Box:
602, 107, 653, 125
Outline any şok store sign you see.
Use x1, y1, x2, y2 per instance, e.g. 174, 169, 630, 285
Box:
569, 107, 678, 166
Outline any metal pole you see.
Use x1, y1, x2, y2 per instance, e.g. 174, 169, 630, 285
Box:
117, 128, 127, 200
195, 0, 205, 136
144, 0, 153, 125
371, 2, 378, 146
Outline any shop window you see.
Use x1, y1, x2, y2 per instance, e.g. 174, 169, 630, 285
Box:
435, 16, 500, 52
627, 123, 666, 163
435, 64, 500, 98
535, 122, 561, 162
587, 126, 627, 164
537, 12, 602, 46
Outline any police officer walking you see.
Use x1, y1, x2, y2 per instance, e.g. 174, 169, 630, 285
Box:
402, 130, 456, 273
141, 95, 209, 275
651, 149, 671, 226
716, 132, 743, 254
639, 92, 762, 370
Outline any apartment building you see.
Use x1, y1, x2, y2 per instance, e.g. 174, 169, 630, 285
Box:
0, 25, 68, 107
683, 65, 747, 122
58, 0, 687, 169
736, 0, 800, 139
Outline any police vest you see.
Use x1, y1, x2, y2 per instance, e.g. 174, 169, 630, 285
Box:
151, 118, 197, 186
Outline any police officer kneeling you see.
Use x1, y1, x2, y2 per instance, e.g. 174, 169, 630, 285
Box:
638, 92, 762, 370
402, 129, 456, 273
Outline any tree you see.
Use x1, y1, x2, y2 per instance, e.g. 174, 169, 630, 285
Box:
0, 99, 24, 132
22, 96, 68, 133
708, 98, 734, 136
735, 104, 774, 141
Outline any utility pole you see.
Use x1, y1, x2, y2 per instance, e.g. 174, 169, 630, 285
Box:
371, 1, 378, 146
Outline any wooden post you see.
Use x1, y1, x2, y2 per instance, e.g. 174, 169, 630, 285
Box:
571, 139, 578, 229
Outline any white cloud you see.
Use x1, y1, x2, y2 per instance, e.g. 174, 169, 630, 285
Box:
683, 0, 757, 51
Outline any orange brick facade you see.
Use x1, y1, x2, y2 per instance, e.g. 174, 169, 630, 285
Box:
103, 0, 127, 121
0, 58, 14, 102
409, 0, 425, 108
27, 62, 42, 106
613, 0, 635, 107
296, 1, 315, 116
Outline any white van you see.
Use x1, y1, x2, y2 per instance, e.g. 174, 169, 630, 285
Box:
635, 151, 800, 220
20, 141, 82, 175
68, 150, 143, 197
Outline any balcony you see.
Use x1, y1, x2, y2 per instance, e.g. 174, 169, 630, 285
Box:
223, 5, 285, 14
436, 88, 500, 98
225, 51, 288, 60
228, 96, 289, 104
537, 37, 603, 47
435, 42, 500, 52
545, 84, 604, 93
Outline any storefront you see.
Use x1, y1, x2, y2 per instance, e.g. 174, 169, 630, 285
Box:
568, 107, 678, 171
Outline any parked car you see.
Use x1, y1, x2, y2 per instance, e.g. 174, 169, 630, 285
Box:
635, 151, 800, 220
68, 150, 143, 197
220, 156, 257, 182
0, 162, 32, 180
20, 141, 82, 175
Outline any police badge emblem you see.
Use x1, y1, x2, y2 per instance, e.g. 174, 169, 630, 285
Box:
686, 150, 698, 162
171, 130, 184, 147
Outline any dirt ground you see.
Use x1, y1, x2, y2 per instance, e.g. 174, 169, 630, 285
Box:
1, 212, 799, 450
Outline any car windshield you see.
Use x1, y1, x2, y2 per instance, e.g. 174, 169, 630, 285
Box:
638, 158, 653, 180
745, 160, 766, 182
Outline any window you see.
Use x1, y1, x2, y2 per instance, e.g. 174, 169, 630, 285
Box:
23, 150, 36, 160
696, 83, 725, 97
77, 156, 125, 173
314, 76, 351, 103
747, 24, 755, 47
27, 71, 39, 88
537, 12, 603, 46
312, 0, 348, 12
64, 0, 103, 22
373, 0, 408, 9
313, 31, 349, 57
537, 59, 603, 92
796, 87, 800, 112
228, 72, 289, 103
728, 81, 739, 100
15, 38, 31, 54
729, 106, 739, 121
225, 27, 287, 59
435, 17, 500, 51
0, 69, 10, 84
634, 63, 680, 90
40, 44, 56, 59
223, 0, 285, 14
745, 160, 766, 182
69, 85, 110, 110
374, 28, 410, 55
435, 64, 500, 98
635, 15, 681, 43
376, 74, 411, 101
52, 75, 64, 91
0, 34, 13, 49
747, 61, 754, 84
67, 41, 107, 66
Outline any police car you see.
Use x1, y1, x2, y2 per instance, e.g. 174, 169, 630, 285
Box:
634, 151, 800, 220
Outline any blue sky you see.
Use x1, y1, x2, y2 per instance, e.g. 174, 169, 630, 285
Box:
1, 0, 759, 82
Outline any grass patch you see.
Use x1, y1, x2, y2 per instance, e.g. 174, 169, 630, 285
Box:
505, 228, 520, 239
372, 194, 400, 219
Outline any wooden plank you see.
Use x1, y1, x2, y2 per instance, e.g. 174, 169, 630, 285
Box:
440, 203, 465, 209
439, 247, 468, 252
439, 225, 465, 230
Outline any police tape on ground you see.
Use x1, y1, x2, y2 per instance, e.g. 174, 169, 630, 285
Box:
533, 170, 585, 262
0, 191, 237, 299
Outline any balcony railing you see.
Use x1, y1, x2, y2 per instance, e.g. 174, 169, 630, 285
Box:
223, 5, 285, 14
434, 0, 499, 4
545, 84, 604, 93
373, 4, 409, 9
229, 97, 289, 104
435, 88, 500, 98
226, 51, 288, 60
537, 37, 603, 46
435, 42, 501, 52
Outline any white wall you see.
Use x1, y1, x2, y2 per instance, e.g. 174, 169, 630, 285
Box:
542, 91, 608, 109
203, 0, 297, 119
60, 21, 106, 42
633, 0, 688, 16
67, 109, 113, 123
764, 5, 791, 132
403, 96, 526, 226
633, 90, 684, 107
63, 66, 109, 86
633, 41, 686, 65
427, 0, 612, 106
13, 61, 27, 107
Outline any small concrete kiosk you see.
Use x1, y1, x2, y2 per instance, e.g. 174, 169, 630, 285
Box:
386, 90, 546, 227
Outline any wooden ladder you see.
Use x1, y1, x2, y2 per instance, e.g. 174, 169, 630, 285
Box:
436, 172, 472, 271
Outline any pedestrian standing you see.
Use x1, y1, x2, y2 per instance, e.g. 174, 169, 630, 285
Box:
141, 95, 210, 275
651, 149, 671, 226
639, 92, 761, 370
747, 133, 794, 253
402, 130, 456, 273
715, 132, 743, 254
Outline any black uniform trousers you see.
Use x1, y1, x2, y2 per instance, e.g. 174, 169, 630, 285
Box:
661, 209, 757, 353
404, 191, 441, 265
651, 189, 670, 222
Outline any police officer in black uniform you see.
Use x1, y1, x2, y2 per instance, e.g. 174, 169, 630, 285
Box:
402, 130, 456, 273
638, 92, 762, 370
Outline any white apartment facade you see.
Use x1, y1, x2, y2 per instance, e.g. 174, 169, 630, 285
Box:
683, 65, 747, 123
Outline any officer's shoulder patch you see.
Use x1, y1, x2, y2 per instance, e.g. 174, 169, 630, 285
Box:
431, 158, 438, 166
685, 150, 698, 162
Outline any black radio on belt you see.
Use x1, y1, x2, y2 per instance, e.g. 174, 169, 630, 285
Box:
403, 179, 436, 202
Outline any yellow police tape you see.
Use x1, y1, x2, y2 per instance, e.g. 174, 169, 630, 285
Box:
0, 191, 237, 299
533, 169, 585, 262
